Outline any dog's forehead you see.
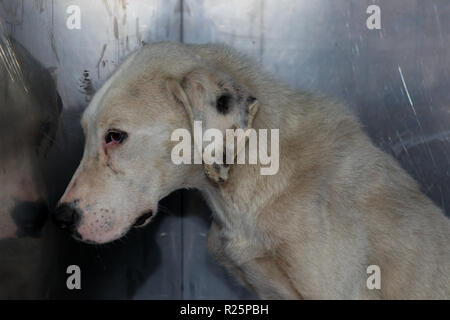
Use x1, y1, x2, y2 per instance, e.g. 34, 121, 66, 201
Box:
82, 43, 205, 132
83, 80, 184, 137
83, 82, 155, 130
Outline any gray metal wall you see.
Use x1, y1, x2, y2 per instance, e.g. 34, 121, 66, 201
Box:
0, 0, 448, 299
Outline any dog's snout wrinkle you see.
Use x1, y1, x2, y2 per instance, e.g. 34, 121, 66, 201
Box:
133, 211, 153, 227
72, 230, 83, 241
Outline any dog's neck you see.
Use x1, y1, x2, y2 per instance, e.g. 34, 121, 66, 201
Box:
191, 90, 334, 237
194, 103, 301, 234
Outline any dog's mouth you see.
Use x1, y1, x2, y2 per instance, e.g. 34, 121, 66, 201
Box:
133, 210, 154, 227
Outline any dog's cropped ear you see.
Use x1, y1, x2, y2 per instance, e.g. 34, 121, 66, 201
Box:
166, 69, 259, 184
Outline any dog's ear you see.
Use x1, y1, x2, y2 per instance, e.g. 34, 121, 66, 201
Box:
166, 68, 259, 184
166, 76, 194, 124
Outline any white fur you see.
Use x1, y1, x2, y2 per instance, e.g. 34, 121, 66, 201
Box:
59, 42, 450, 299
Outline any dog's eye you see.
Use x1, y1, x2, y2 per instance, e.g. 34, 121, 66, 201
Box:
216, 94, 231, 115
105, 130, 127, 145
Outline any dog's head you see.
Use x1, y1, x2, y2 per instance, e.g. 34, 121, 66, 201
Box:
0, 41, 61, 240
55, 49, 258, 244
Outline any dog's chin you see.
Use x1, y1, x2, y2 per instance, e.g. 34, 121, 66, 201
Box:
72, 211, 154, 244
73, 227, 130, 245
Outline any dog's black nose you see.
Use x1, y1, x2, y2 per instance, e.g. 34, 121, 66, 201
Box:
53, 203, 80, 231
10, 200, 49, 238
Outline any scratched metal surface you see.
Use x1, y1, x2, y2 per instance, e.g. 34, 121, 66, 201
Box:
0, 0, 448, 299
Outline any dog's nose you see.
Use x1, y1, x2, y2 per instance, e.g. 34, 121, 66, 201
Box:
53, 203, 81, 231
10, 200, 49, 238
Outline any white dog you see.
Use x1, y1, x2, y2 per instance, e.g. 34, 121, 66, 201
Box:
55, 42, 450, 299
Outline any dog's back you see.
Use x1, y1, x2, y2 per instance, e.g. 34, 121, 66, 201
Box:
175, 43, 450, 299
